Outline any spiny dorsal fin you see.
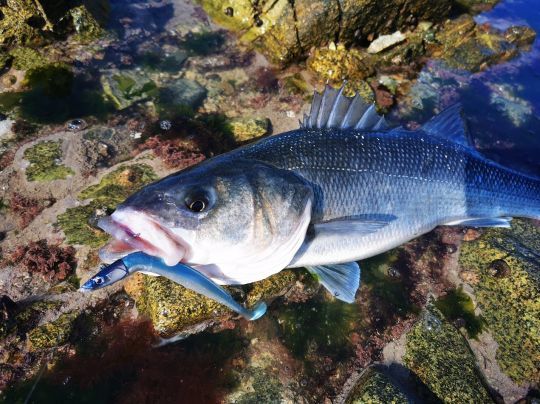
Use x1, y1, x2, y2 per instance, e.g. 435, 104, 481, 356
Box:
301, 84, 388, 131
421, 103, 473, 147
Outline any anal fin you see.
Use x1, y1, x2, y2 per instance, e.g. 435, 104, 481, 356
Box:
444, 217, 512, 228
306, 262, 360, 303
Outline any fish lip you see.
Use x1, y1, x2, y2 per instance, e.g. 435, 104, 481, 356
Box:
98, 213, 192, 264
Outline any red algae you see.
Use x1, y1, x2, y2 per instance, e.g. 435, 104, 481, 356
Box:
8, 240, 76, 282
9, 193, 54, 228
139, 136, 205, 169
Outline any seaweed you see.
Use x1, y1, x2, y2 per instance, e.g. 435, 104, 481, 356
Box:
23, 140, 74, 181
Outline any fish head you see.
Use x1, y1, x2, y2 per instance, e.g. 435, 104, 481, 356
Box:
98, 158, 313, 280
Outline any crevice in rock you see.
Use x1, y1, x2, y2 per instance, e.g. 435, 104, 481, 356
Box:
287, 0, 302, 53
335, 0, 343, 44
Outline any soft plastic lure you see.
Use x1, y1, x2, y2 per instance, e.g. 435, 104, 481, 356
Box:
79, 251, 267, 321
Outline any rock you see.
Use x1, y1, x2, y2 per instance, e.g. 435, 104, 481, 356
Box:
345, 367, 409, 404
459, 219, 540, 384
125, 269, 299, 336
68, 5, 105, 42
8, 47, 49, 71
198, 0, 453, 66
100, 70, 158, 110
27, 311, 78, 350
504, 26, 536, 48
433, 15, 534, 72
57, 164, 157, 247
23, 140, 74, 182
229, 117, 269, 142
0, 0, 107, 48
403, 306, 493, 402
158, 79, 207, 113
367, 31, 406, 54
454, 0, 500, 12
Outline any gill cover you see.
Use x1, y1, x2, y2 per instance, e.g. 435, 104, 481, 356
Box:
195, 159, 315, 284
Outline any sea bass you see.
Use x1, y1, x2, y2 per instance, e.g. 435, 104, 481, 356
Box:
97, 85, 540, 303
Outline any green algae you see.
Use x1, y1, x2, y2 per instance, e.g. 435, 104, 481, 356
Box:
23, 140, 74, 182
58, 164, 157, 247
434, 287, 485, 339
459, 219, 540, 384
27, 311, 79, 350
229, 117, 269, 142
101, 70, 158, 110
69, 5, 105, 42
234, 367, 282, 404
127, 269, 297, 336
362, 250, 419, 317
9, 47, 49, 71
127, 274, 231, 336
403, 306, 493, 403
346, 368, 409, 404
181, 30, 225, 56
277, 296, 360, 360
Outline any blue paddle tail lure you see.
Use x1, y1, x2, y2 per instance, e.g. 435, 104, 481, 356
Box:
79, 251, 267, 321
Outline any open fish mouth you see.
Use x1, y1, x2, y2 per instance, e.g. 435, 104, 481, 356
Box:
97, 208, 189, 266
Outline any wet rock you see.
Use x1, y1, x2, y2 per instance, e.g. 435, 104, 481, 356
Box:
199, 0, 453, 65
307, 43, 376, 90
229, 117, 270, 142
403, 305, 493, 402
367, 31, 406, 54
504, 26, 536, 48
0, 0, 107, 48
345, 367, 409, 404
158, 79, 207, 113
8, 47, 49, 71
125, 269, 300, 336
23, 140, 74, 182
434, 15, 534, 72
27, 311, 78, 350
459, 219, 540, 384
454, 0, 500, 12
100, 70, 158, 110
66, 118, 87, 131
57, 164, 157, 247
68, 5, 106, 42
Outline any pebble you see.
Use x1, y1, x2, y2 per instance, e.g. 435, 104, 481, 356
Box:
367, 31, 406, 54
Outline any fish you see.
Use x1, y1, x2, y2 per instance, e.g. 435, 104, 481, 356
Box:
95, 84, 540, 304
79, 251, 267, 320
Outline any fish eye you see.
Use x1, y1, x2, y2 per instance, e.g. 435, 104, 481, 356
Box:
94, 276, 104, 285
187, 199, 207, 212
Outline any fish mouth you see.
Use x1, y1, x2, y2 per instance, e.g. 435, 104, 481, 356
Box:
98, 208, 190, 266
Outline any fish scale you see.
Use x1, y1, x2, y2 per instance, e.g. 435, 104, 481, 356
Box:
235, 123, 540, 267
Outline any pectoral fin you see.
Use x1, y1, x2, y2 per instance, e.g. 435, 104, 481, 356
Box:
444, 217, 512, 228
313, 214, 397, 236
306, 262, 360, 303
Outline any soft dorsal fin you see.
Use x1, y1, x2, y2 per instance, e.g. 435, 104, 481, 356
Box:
421, 103, 473, 147
301, 84, 388, 131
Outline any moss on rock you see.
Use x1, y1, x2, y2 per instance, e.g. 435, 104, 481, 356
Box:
57, 164, 157, 246
307, 43, 375, 90
229, 117, 269, 142
23, 140, 74, 181
346, 367, 409, 404
101, 70, 158, 110
403, 306, 493, 403
27, 311, 78, 350
9, 47, 49, 71
459, 219, 540, 384
126, 269, 299, 336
